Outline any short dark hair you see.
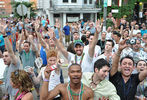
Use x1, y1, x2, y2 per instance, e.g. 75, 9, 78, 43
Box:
68, 63, 81, 71
81, 35, 87, 43
136, 60, 147, 67
73, 31, 79, 35
94, 58, 110, 72
24, 41, 30, 46
106, 39, 115, 47
120, 55, 135, 66
88, 33, 94, 38
113, 31, 121, 38
3, 49, 8, 54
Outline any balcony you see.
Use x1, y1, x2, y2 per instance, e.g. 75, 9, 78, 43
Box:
49, 4, 101, 13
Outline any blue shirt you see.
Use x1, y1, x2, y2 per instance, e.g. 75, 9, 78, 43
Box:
41, 20, 46, 27
0, 35, 5, 46
63, 25, 70, 35
54, 28, 59, 39
5, 27, 11, 36
40, 46, 47, 66
141, 29, 147, 36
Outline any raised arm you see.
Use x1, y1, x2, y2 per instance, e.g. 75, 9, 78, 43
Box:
3, 33, 17, 66
110, 39, 128, 76
88, 20, 101, 58
40, 67, 61, 100
35, 21, 49, 50
120, 25, 123, 35
30, 69, 42, 84
56, 23, 63, 43
18, 30, 24, 52
48, 28, 69, 59
28, 35, 36, 52
130, 25, 134, 38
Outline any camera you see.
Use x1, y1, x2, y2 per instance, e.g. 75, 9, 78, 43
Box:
126, 38, 136, 45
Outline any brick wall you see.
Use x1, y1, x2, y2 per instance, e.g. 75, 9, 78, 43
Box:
0, 0, 12, 16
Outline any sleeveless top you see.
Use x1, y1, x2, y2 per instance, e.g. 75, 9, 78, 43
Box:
15, 90, 27, 100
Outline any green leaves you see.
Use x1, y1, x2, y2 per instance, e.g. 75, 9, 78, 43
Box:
100, 0, 137, 22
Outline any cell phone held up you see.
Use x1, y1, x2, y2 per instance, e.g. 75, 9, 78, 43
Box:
49, 64, 57, 71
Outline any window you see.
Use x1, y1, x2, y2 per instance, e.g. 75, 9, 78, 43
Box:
63, 0, 68, 3
71, 0, 77, 3
84, 0, 87, 4
89, 0, 92, 4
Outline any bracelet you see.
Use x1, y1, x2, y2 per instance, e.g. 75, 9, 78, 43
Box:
3, 95, 8, 99
3, 35, 7, 38
44, 78, 49, 82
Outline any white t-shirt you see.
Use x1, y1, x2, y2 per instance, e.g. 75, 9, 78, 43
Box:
106, 32, 112, 40
133, 30, 141, 35
83, 45, 101, 59
68, 52, 93, 72
120, 47, 133, 59
0, 58, 7, 79
94, 54, 113, 66
112, 43, 119, 54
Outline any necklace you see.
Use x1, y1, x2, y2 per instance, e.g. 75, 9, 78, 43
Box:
75, 53, 85, 65
67, 82, 84, 100
90, 74, 98, 88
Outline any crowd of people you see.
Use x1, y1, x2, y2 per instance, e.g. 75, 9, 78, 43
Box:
0, 12, 147, 100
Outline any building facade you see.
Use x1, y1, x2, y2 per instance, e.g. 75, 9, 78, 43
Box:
37, 0, 101, 26
0, 0, 12, 16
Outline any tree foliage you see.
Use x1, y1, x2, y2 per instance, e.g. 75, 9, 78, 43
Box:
100, 0, 137, 21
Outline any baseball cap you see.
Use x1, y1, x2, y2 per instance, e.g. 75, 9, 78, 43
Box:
74, 40, 84, 48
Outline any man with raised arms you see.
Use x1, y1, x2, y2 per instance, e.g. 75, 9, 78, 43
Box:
40, 63, 94, 100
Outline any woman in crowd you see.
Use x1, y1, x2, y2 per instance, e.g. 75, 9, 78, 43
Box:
30, 50, 64, 100
135, 60, 147, 100
10, 70, 33, 100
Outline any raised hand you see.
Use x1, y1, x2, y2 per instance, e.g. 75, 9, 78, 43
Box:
95, 19, 102, 34
118, 39, 128, 51
34, 21, 40, 32
44, 66, 52, 79
101, 96, 109, 100
48, 27, 54, 39
55, 23, 61, 29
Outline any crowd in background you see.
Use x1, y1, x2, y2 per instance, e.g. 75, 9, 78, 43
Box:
0, 12, 147, 100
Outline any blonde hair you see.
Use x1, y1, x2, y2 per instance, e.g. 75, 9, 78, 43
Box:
11, 70, 33, 93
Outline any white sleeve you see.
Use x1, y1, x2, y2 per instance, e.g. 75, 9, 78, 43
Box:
68, 52, 74, 62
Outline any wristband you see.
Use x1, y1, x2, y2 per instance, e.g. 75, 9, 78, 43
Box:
3, 35, 7, 38
44, 78, 49, 82
3, 95, 8, 99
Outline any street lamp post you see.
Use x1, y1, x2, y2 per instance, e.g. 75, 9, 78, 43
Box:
103, 0, 107, 31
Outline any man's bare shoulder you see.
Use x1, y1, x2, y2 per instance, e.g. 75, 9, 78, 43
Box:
83, 84, 94, 99
57, 83, 68, 87
55, 83, 68, 91
83, 84, 93, 94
